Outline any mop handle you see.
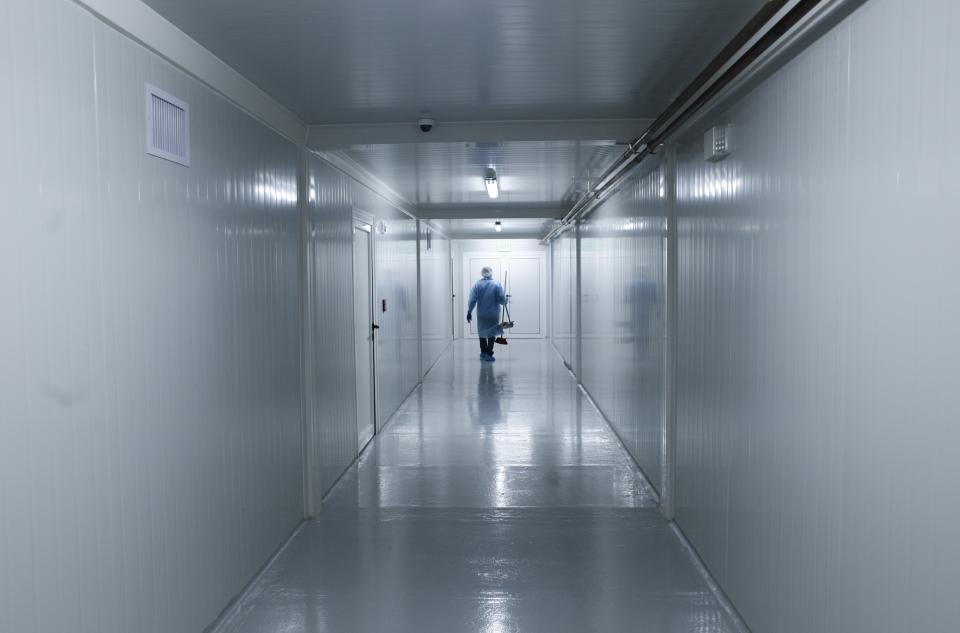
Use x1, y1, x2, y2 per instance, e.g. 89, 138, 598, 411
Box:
503, 271, 509, 321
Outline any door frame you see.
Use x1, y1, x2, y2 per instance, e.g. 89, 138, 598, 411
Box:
353, 209, 378, 451
461, 249, 548, 339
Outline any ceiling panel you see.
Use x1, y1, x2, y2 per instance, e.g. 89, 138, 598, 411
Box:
342, 140, 624, 207
142, 0, 766, 124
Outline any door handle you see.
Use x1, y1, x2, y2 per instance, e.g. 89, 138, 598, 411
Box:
372, 323, 380, 330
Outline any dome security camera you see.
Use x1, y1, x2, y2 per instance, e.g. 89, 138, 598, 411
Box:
418, 118, 435, 133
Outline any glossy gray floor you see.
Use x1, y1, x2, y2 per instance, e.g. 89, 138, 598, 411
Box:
220, 340, 736, 633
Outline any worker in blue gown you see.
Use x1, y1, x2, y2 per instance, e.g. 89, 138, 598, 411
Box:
466, 266, 508, 362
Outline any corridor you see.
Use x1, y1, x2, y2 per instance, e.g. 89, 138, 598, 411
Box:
219, 340, 735, 633
6, 0, 960, 630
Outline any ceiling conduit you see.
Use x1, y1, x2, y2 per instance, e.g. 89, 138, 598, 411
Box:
541, 0, 866, 243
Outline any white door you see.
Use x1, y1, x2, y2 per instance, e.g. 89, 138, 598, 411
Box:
504, 256, 542, 336
463, 251, 546, 338
353, 223, 375, 451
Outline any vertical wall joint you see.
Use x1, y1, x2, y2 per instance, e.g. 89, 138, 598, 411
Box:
660, 142, 679, 521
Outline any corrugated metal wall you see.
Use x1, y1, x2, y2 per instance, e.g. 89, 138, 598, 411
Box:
302, 155, 358, 509
420, 225, 453, 374
549, 232, 577, 369
0, 1, 304, 631
375, 218, 421, 420
547, 0, 960, 631
579, 167, 667, 493
672, 0, 960, 630
455, 238, 550, 341
303, 157, 438, 505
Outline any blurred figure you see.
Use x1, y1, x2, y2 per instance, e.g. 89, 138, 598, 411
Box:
466, 266, 507, 362
628, 265, 657, 358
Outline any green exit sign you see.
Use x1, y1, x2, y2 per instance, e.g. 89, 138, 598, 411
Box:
497, 241, 512, 252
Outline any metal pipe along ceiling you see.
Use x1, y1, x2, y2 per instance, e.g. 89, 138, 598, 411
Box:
542, 0, 855, 243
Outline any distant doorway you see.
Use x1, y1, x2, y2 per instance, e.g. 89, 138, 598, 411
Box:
353, 218, 376, 451
462, 251, 547, 338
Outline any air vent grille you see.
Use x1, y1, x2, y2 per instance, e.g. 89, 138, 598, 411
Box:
146, 85, 190, 166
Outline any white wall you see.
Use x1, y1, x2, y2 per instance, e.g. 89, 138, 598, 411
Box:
454, 238, 548, 339
302, 155, 359, 511
550, 233, 578, 369
549, 2, 960, 630
672, 1, 960, 630
303, 156, 434, 508
579, 167, 667, 493
420, 225, 453, 374
452, 240, 465, 338
0, 1, 304, 631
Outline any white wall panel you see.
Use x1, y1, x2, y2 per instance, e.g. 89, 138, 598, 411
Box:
456, 239, 549, 341
672, 0, 960, 631
302, 155, 359, 507
0, 1, 303, 632
550, 232, 577, 369
302, 156, 427, 502
375, 218, 421, 419
579, 168, 667, 493
420, 225, 452, 374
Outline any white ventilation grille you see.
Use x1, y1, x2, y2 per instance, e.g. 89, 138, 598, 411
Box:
146, 84, 190, 166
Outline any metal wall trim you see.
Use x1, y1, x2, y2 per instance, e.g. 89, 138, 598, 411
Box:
205, 520, 309, 633
313, 149, 418, 220
297, 146, 317, 518
669, 522, 752, 633
574, 221, 583, 384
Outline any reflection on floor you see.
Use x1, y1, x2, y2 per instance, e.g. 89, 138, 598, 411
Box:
220, 339, 736, 633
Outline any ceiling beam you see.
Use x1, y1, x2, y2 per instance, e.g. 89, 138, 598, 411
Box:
417, 204, 566, 220
306, 118, 654, 150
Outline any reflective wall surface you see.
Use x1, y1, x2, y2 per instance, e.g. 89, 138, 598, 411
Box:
672, 0, 960, 631
217, 340, 745, 633
550, 232, 577, 369
304, 157, 431, 506
419, 224, 453, 375
0, 2, 303, 631
303, 155, 361, 508
579, 167, 667, 493
548, 2, 960, 630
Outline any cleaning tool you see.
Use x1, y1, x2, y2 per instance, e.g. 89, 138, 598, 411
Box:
495, 271, 514, 345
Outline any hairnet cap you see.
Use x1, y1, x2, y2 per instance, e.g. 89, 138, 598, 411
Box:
481, 266, 493, 278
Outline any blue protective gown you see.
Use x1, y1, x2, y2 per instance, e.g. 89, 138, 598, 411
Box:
467, 277, 507, 338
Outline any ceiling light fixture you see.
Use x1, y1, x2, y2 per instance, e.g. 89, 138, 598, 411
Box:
484, 168, 499, 199
494, 220, 503, 233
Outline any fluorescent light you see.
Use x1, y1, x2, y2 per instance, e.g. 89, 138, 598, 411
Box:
494, 221, 503, 232
484, 168, 499, 199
